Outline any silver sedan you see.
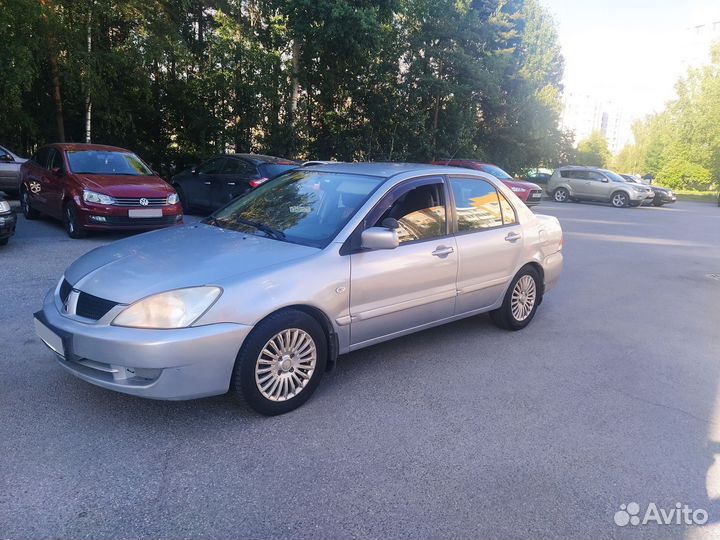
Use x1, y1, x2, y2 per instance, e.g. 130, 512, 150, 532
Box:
0, 145, 26, 196
34, 163, 563, 415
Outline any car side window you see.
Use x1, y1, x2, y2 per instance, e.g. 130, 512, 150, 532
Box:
46, 149, 63, 171
33, 148, 50, 168
196, 158, 226, 175
222, 158, 256, 175
0, 147, 11, 161
373, 182, 446, 244
450, 177, 503, 231
498, 192, 517, 225
587, 171, 605, 182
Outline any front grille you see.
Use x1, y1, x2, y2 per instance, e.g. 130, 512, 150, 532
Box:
101, 216, 179, 227
76, 292, 118, 320
113, 197, 168, 207
59, 279, 72, 304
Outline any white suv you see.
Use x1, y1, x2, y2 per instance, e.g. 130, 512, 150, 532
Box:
547, 166, 654, 208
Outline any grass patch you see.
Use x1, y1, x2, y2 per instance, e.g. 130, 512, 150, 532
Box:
671, 189, 719, 203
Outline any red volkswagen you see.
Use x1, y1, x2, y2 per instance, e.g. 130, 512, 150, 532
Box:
19, 144, 182, 238
432, 159, 544, 207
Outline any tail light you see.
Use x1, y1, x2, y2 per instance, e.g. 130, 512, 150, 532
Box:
559, 231, 564, 250
249, 177, 269, 188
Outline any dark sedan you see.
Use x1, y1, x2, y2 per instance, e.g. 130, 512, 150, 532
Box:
171, 154, 299, 212
620, 174, 676, 206
0, 196, 17, 245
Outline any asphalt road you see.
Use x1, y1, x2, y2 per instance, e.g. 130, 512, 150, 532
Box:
1, 198, 719, 540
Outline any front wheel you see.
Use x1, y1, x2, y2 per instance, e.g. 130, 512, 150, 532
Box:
63, 202, 87, 238
490, 267, 541, 331
231, 310, 327, 415
611, 191, 629, 208
553, 187, 569, 203
653, 201, 664, 207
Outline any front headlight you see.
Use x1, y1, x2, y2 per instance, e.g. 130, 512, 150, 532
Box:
112, 286, 222, 329
510, 186, 527, 193
629, 185, 645, 192
167, 193, 179, 205
83, 189, 116, 205
0, 200, 10, 213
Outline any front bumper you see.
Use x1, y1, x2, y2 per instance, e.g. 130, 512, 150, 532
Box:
524, 190, 543, 207
0, 210, 17, 239
34, 290, 252, 400
77, 201, 183, 231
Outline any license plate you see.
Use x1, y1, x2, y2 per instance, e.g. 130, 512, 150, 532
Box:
34, 318, 65, 357
128, 208, 162, 218
530, 193, 542, 199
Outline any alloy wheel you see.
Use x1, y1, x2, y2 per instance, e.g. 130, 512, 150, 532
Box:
554, 189, 567, 202
510, 275, 537, 322
255, 328, 317, 402
612, 193, 627, 207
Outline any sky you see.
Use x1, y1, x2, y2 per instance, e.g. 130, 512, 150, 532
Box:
541, 0, 720, 145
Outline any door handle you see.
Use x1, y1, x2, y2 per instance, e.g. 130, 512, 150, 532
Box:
505, 232, 521, 242
227, 182, 236, 186
432, 246, 454, 257
203, 181, 211, 185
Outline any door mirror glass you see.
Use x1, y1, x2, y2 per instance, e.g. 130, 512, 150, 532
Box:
51, 167, 63, 176
0, 153, 13, 162
361, 227, 399, 250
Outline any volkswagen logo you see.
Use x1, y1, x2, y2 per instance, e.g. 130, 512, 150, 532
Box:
139, 198, 149, 206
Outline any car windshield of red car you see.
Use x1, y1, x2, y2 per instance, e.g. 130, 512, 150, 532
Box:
67, 150, 152, 176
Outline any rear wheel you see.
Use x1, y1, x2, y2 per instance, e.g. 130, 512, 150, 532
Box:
20, 187, 40, 219
0, 238, 8, 246
611, 191, 629, 208
63, 202, 87, 238
231, 309, 327, 415
553, 187, 569, 203
490, 266, 541, 331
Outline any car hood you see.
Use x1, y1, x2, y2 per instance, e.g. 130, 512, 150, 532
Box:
501, 179, 541, 191
75, 174, 173, 197
64, 224, 320, 304
651, 185, 670, 194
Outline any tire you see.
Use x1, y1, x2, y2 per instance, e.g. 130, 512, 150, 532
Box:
0, 238, 8, 246
653, 201, 664, 207
20, 187, 40, 219
63, 202, 87, 238
629, 201, 641, 207
553, 187, 569, 203
490, 266, 541, 331
231, 309, 327, 415
174, 184, 189, 213
610, 191, 629, 208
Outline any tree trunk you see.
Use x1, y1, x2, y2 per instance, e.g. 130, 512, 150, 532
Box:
84, 6, 92, 143
49, 52, 65, 143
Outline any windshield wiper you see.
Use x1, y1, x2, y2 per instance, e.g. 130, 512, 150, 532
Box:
235, 217, 286, 240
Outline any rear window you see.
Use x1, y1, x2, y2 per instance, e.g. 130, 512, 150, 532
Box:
560, 169, 588, 179
260, 163, 300, 179
477, 164, 512, 180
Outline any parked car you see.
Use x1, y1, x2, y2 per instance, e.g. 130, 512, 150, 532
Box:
432, 160, 544, 207
547, 166, 654, 207
0, 196, 16, 245
520, 168, 553, 187
0, 145, 27, 197
34, 163, 563, 415
620, 174, 676, 206
19, 143, 183, 238
171, 154, 299, 212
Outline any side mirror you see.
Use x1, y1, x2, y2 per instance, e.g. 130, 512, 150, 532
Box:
0, 154, 13, 162
601, 178, 608, 183
361, 227, 399, 250
191, 167, 198, 175
51, 167, 63, 177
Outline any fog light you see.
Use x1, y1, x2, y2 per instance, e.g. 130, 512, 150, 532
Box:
90, 215, 107, 222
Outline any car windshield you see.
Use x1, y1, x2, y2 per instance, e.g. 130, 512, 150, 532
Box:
67, 150, 153, 176
205, 170, 384, 248
478, 164, 512, 180
601, 170, 627, 183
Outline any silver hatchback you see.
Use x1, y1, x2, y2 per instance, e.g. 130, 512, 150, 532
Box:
34, 163, 563, 414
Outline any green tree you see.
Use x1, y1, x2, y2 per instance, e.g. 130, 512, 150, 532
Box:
576, 131, 610, 168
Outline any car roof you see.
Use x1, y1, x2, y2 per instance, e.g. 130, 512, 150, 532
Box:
45, 143, 133, 153
299, 162, 482, 178
227, 153, 299, 164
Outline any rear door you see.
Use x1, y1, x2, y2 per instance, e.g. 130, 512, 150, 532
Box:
0, 146, 20, 192
211, 157, 256, 209
449, 176, 523, 312
25, 148, 51, 211
349, 177, 458, 347
188, 157, 225, 210
40, 148, 66, 218
565, 169, 591, 198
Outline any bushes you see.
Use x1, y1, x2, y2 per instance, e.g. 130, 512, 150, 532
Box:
656, 158, 714, 191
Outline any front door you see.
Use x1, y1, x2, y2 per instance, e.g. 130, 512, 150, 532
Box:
190, 157, 226, 210
349, 178, 458, 347
449, 176, 523, 312
584, 170, 611, 200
